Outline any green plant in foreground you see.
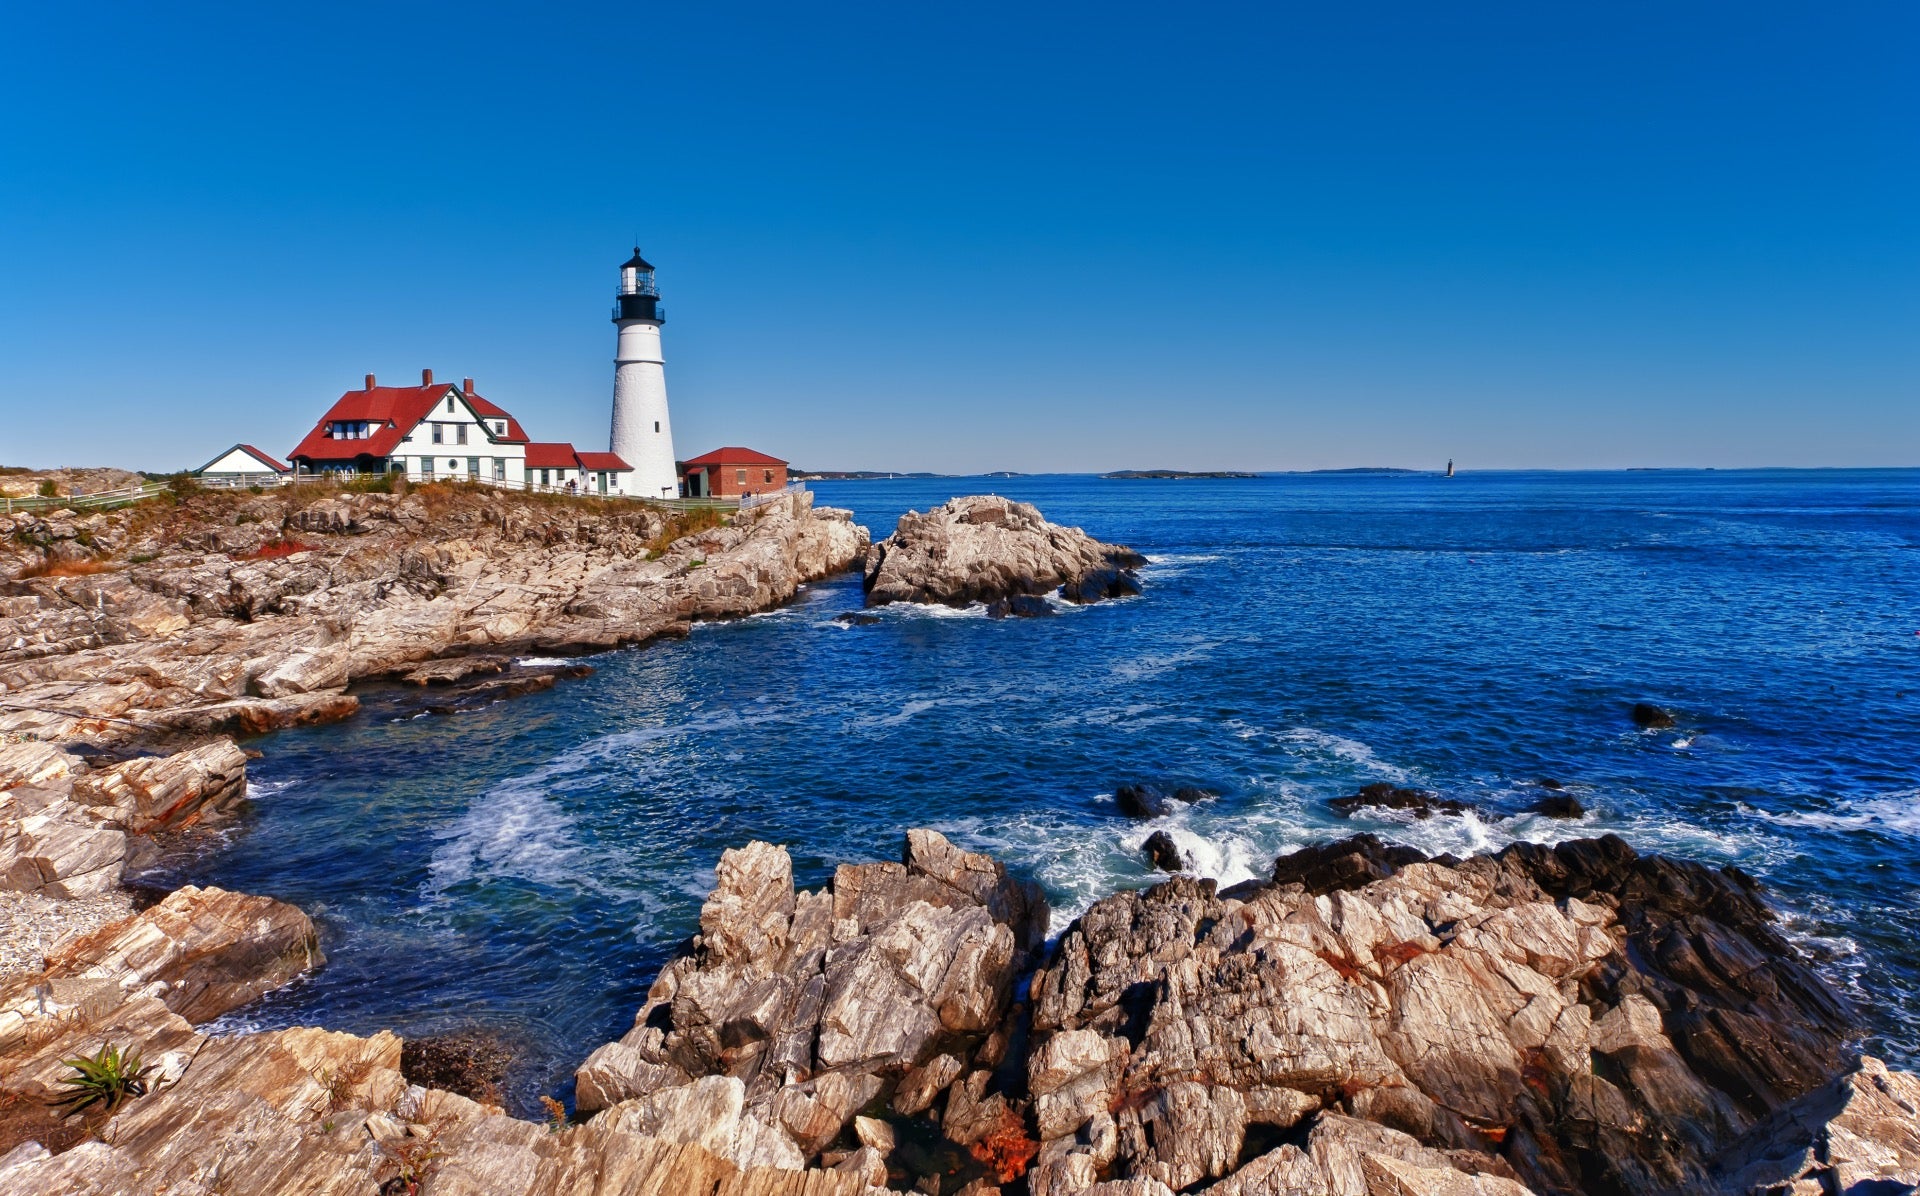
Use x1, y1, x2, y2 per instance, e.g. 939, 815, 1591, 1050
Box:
50, 1042, 156, 1116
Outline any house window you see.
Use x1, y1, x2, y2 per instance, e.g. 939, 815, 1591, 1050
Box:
446, 396, 455, 413
449, 459, 460, 471
539, 469, 550, 486
764, 469, 773, 483
493, 458, 505, 481
736, 469, 746, 484
467, 457, 480, 476
422, 457, 434, 474
494, 421, 506, 435
389, 459, 404, 473
432, 424, 444, 444
456, 424, 468, 445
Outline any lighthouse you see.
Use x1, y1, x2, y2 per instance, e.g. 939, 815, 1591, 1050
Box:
608, 248, 679, 498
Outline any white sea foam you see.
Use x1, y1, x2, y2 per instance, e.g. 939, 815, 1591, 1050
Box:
849, 694, 991, 730
1273, 727, 1421, 785
245, 778, 297, 801
1138, 552, 1224, 579
1110, 638, 1220, 682
425, 778, 595, 896
1752, 791, 1920, 837
515, 656, 572, 668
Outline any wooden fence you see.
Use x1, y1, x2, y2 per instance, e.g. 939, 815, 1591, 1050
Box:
2, 482, 174, 515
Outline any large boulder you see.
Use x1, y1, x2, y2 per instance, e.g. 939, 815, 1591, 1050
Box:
575, 829, 1048, 1173
863, 495, 1145, 609
35, 883, 323, 1024
1025, 835, 1863, 1195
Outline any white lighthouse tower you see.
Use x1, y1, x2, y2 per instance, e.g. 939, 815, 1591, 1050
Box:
608, 248, 679, 498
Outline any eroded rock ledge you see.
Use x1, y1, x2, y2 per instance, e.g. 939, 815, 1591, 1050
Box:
572, 830, 1908, 1196
862, 496, 1145, 611
1, 485, 868, 749
1, 815, 1914, 1194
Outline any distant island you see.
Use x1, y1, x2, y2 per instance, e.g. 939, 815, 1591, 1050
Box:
1101, 469, 1259, 479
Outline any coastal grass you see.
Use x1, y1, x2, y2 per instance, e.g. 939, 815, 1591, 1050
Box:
645, 505, 727, 559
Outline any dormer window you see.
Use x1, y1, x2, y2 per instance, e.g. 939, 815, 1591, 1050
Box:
494, 421, 506, 435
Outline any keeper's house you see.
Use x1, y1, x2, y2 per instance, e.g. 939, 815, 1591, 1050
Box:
679, 447, 789, 499
285, 370, 636, 494
197, 444, 289, 484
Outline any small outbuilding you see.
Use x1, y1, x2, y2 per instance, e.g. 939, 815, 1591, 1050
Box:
680, 447, 788, 499
525, 443, 636, 496
196, 444, 290, 484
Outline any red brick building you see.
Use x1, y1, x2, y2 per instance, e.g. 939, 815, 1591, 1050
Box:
680, 447, 788, 499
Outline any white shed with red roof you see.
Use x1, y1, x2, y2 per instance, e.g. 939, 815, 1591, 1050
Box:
196, 443, 289, 481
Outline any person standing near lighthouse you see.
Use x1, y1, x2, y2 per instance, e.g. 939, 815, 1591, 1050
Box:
608, 248, 679, 499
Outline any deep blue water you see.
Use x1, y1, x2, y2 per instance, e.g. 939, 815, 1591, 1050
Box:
169, 470, 1920, 1113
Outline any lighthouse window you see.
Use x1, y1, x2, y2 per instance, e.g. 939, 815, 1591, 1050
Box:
654, 421, 660, 433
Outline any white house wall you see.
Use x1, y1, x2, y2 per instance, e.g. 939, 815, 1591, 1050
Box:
393, 388, 526, 483
202, 448, 281, 475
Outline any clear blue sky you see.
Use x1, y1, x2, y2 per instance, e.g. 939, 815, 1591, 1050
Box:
2, 2, 1915, 473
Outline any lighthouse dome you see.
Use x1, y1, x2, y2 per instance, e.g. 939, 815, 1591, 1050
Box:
622, 247, 655, 272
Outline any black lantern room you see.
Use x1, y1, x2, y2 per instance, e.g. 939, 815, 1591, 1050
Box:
613, 248, 664, 323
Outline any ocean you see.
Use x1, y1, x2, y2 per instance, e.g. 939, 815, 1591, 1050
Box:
170, 469, 1920, 1115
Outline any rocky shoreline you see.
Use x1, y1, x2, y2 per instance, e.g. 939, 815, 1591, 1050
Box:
1, 482, 867, 751
2, 485, 1916, 1193
1, 798, 1915, 1193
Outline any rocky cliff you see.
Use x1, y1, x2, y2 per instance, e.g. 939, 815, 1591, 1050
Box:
1, 802, 1915, 1195
863, 496, 1145, 611
564, 831, 1914, 1196
1, 483, 868, 747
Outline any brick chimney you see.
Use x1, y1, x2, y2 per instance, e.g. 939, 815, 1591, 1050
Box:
463, 377, 474, 397
422, 368, 434, 386
365, 373, 376, 390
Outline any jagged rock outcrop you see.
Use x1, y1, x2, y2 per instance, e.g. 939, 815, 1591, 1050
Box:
561, 830, 1904, 1196
863, 495, 1145, 609
0, 826, 1909, 1196
0, 741, 249, 906
1019, 833, 1862, 1196
1712, 1055, 1920, 1193
575, 832, 1048, 1167
0, 890, 887, 1196
0, 740, 250, 906
0, 487, 868, 748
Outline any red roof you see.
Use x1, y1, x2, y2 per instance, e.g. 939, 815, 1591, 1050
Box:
287, 384, 527, 463
525, 442, 578, 469
524, 444, 633, 472
239, 444, 290, 472
680, 446, 788, 467
464, 394, 530, 442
